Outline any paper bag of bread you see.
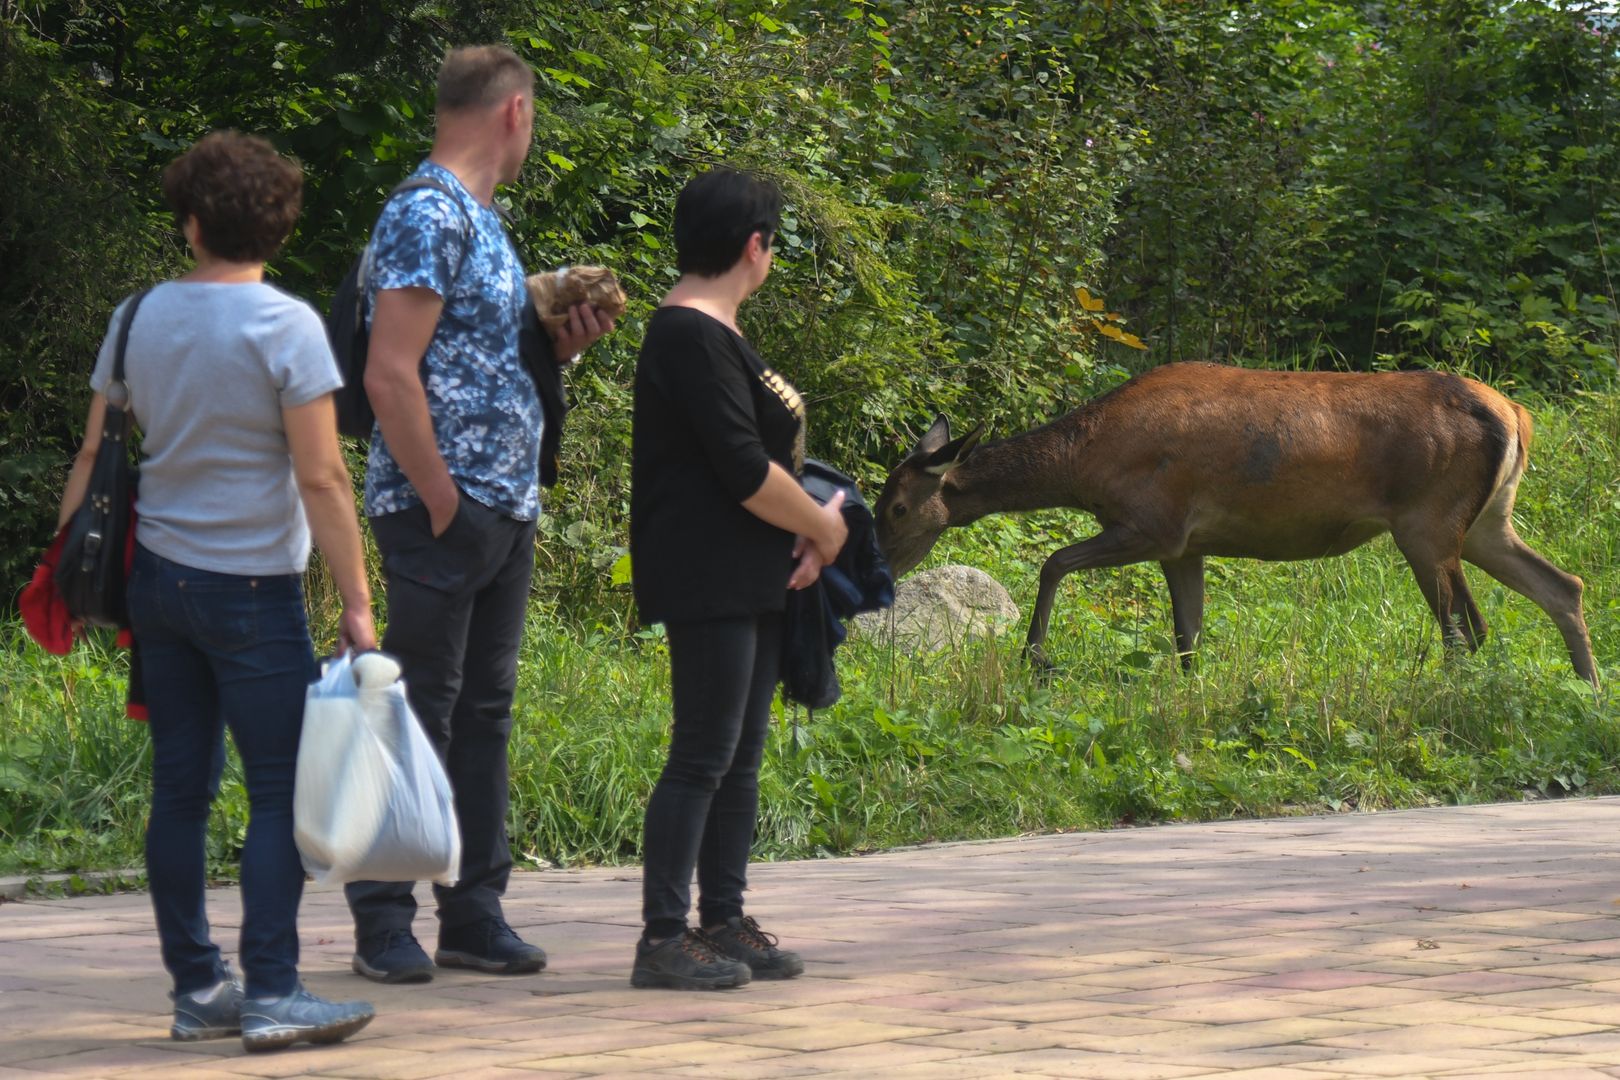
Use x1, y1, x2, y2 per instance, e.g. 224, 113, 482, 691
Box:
525, 266, 628, 335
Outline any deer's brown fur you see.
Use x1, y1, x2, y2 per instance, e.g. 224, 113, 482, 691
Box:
873, 362, 1597, 686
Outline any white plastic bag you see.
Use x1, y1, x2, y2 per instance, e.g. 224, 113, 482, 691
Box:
293, 652, 461, 886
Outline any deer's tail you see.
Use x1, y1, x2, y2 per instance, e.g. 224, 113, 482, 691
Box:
1501, 400, 1532, 491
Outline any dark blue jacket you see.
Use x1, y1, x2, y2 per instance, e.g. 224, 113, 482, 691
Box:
780, 460, 895, 709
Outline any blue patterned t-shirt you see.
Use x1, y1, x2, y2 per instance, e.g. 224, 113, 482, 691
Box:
363, 160, 541, 520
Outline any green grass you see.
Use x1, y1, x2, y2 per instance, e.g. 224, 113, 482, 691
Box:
2, 391, 1618, 877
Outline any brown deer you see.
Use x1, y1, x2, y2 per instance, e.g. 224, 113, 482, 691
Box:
872, 363, 1598, 687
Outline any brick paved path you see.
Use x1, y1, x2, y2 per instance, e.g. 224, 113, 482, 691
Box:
2, 798, 1619, 1078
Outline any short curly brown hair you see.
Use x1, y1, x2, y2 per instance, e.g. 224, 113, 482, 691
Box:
161, 131, 303, 263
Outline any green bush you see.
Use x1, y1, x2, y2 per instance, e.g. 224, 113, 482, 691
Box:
5, 1, 1617, 602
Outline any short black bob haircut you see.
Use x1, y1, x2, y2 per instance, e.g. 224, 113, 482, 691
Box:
673, 168, 783, 278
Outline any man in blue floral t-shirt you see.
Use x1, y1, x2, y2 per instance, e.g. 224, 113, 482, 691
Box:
347, 44, 613, 984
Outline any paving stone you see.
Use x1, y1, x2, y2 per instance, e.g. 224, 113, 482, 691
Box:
794, 1062, 1003, 1080
506, 1051, 667, 1073
322, 1047, 541, 1079
607, 1038, 797, 1066
1186, 1069, 1333, 1079
1231, 969, 1395, 992
1314, 1021, 1540, 1052
1266, 985, 1443, 1011
4, 797, 1619, 1077
717, 1019, 944, 1051
1138, 996, 1327, 1025
1392, 970, 1575, 994
1437, 1070, 1617, 1080
8, 1044, 204, 1074
1294, 1051, 1522, 1075
909, 1024, 1076, 1053
718, 1041, 968, 1073
1320, 1000, 1532, 1026
960, 1047, 1209, 1077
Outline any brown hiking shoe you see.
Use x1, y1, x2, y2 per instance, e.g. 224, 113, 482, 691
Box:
630, 928, 752, 990
704, 916, 805, 980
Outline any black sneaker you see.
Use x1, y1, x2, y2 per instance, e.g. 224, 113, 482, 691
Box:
435, 917, 547, 974
630, 928, 752, 990
704, 915, 805, 980
352, 929, 434, 984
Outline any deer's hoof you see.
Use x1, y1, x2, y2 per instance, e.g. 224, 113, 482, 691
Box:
1024, 643, 1058, 678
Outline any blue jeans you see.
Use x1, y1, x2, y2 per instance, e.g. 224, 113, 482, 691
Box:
127, 545, 316, 999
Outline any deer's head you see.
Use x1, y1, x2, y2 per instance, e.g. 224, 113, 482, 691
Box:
873, 415, 985, 578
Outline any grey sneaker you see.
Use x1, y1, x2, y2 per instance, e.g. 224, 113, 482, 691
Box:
240, 984, 374, 1053
170, 966, 244, 1041
630, 928, 752, 990
705, 915, 805, 980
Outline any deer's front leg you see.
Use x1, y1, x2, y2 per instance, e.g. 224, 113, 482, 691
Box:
1160, 554, 1205, 667
1025, 525, 1163, 668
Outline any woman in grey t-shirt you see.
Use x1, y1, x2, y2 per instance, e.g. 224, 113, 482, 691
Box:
56, 132, 375, 1051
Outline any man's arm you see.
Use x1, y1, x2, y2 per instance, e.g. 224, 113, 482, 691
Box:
363, 286, 461, 537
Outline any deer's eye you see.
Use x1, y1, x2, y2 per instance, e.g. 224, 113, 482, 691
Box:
891, 504, 908, 519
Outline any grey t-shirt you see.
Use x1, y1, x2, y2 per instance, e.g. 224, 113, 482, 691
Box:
91, 281, 343, 576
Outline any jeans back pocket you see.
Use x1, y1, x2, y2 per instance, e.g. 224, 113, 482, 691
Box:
176, 575, 261, 652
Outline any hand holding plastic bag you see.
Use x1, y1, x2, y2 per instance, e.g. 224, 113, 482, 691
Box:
294, 652, 461, 886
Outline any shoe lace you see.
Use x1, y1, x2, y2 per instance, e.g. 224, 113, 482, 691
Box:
680, 928, 727, 962
483, 917, 521, 946
733, 916, 779, 950
370, 928, 422, 959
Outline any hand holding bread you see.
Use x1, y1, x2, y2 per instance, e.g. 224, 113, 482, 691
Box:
526, 266, 628, 334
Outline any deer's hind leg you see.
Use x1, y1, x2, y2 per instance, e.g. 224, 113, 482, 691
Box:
1393, 525, 1484, 655
1462, 485, 1597, 687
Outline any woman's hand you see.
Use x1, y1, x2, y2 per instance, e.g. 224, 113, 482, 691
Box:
810, 490, 848, 565
788, 536, 827, 590
338, 606, 378, 654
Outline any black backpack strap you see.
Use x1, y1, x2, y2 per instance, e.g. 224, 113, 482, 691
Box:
388, 176, 471, 216
107, 287, 154, 411
360, 176, 475, 296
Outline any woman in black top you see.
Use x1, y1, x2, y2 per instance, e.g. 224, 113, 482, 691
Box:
629, 169, 847, 990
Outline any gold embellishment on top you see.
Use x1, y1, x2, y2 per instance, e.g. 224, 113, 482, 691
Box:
760, 366, 807, 474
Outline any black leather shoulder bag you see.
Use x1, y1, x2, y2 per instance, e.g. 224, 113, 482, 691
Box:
55, 287, 152, 628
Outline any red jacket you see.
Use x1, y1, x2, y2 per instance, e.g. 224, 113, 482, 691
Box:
21, 517, 146, 720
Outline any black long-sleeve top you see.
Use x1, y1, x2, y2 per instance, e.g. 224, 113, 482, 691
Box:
630, 306, 806, 624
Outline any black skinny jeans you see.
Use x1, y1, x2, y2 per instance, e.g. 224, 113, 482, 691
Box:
642, 612, 783, 940
346, 493, 537, 938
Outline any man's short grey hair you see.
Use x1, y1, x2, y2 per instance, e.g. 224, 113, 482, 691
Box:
437, 45, 535, 112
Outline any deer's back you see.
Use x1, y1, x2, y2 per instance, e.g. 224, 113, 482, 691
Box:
1070, 363, 1519, 560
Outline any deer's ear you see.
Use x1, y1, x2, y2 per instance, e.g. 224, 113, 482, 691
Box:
923, 423, 985, 476
909, 414, 952, 458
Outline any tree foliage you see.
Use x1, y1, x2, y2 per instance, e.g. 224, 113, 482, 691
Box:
2, 0, 1616, 608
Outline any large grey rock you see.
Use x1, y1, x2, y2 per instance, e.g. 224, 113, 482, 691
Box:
853, 564, 1020, 652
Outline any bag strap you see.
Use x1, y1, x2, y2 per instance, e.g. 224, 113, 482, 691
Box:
106, 287, 154, 412
359, 176, 475, 296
